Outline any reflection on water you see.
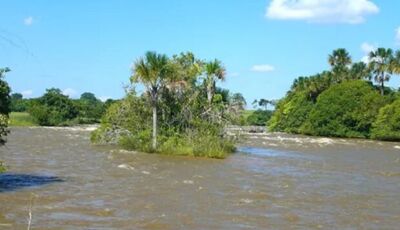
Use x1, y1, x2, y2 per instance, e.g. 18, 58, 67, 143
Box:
0, 173, 63, 193
0, 127, 399, 229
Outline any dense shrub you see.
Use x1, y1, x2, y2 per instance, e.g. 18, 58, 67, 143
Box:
29, 89, 79, 126
268, 91, 314, 133
301, 81, 385, 138
371, 98, 400, 140
0, 67, 11, 172
73, 92, 105, 123
246, 110, 273, 126
10, 93, 30, 112
28, 89, 110, 126
92, 52, 237, 158
0, 68, 11, 145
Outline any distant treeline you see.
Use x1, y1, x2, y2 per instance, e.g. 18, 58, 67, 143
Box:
269, 48, 400, 141
10, 89, 116, 126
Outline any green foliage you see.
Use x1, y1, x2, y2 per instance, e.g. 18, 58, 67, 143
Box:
0, 67, 11, 145
10, 93, 30, 112
268, 91, 314, 133
0, 160, 5, 173
368, 48, 394, 95
302, 81, 385, 138
246, 109, 272, 126
268, 48, 400, 140
0, 67, 11, 172
27, 89, 107, 126
9, 112, 37, 126
73, 92, 105, 123
93, 52, 236, 158
0, 114, 9, 145
29, 88, 79, 126
371, 97, 400, 140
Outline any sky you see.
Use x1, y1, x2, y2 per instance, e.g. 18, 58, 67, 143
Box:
1, 0, 400, 105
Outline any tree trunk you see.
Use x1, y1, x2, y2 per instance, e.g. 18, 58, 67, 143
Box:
151, 89, 158, 151
152, 104, 157, 150
381, 80, 384, 96
207, 83, 213, 105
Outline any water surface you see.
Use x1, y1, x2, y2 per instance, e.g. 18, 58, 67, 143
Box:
0, 127, 399, 229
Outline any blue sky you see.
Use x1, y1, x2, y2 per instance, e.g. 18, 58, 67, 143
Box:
1, 0, 400, 105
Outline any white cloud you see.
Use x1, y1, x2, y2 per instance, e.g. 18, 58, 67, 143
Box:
21, 90, 33, 98
266, 0, 379, 24
396, 27, 400, 45
24, 16, 34, 26
251, 64, 275, 73
360, 42, 376, 63
99, 96, 112, 102
62, 88, 78, 98
361, 42, 375, 54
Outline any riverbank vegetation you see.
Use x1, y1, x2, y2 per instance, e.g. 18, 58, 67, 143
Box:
9, 112, 37, 127
269, 48, 400, 140
0, 67, 11, 172
9, 90, 111, 126
91, 51, 243, 158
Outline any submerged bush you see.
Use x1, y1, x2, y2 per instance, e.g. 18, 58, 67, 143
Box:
0, 161, 5, 173
371, 98, 400, 141
93, 92, 235, 158
92, 52, 237, 158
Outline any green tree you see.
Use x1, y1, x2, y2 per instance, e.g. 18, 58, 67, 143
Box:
302, 81, 385, 138
258, 99, 271, 110
80, 92, 97, 102
94, 52, 235, 158
29, 88, 78, 126
0, 67, 11, 146
131, 51, 174, 150
74, 92, 104, 123
371, 97, 400, 140
247, 110, 272, 126
230, 93, 246, 111
268, 91, 314, 133
349, 62, 371, 80
328, 48, 352, 83
368, 48, 394, 96
392, 50, 400, 74
204, 59, 226, 106
0, 67, 11, 172
10, 93, 29, 112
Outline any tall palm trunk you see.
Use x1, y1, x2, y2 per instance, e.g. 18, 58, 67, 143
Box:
207, 84, 213, 105
380, 78, 384, 96
151, 91, 158, 150
152, 104, 157, 150
206, 78, 214, 106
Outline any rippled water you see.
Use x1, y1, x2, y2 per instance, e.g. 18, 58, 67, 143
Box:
0, 127, 399, 229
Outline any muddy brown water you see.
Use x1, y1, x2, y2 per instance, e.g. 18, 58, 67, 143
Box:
0, 127, 399, 229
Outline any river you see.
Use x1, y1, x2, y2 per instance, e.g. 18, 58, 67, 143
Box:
0, 127, 399, 229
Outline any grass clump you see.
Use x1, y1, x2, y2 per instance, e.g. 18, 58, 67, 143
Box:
9, 112, 37, 127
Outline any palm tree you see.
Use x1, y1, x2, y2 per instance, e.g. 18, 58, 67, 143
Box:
392, 50, 400, 74
131, 51, 172, 150
258, 98, 271, 111
368, 48, 394, 96
204, 59, 226, 105
328, 48, 352, 83
230, 93, 246, 111
0, 67, 10, 78
350, 62, 371, 80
